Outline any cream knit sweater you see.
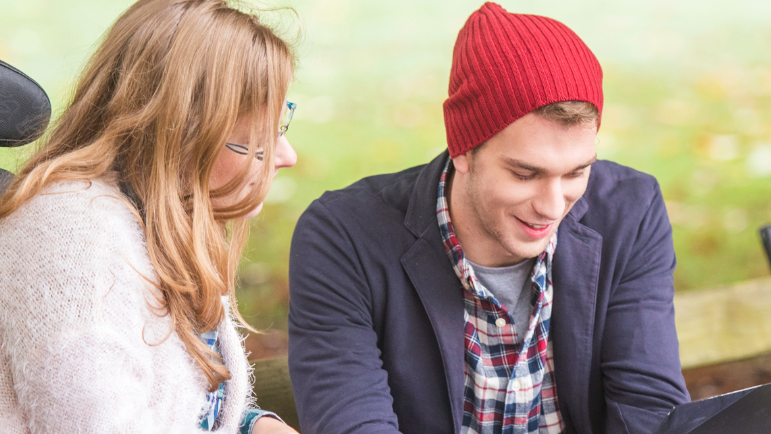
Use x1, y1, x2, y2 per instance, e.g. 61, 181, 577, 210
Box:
0, 180, 253, 433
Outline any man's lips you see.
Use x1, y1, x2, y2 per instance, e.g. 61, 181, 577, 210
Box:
515, 217, 554, 239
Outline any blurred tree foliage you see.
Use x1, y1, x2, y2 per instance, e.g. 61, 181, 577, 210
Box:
2, 0, 771, 333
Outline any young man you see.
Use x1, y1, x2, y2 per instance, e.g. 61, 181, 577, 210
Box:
287, 3, 690, 434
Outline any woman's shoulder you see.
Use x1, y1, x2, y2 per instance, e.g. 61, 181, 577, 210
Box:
1, 178, 140, 240
0, 178, 147, 279
24, 178, 132, 218
0, 178, 158, 334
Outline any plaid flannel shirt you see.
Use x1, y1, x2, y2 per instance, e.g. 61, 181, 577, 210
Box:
437, 160, 565, 434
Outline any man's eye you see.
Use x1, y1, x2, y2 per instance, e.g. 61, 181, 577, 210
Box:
512, 172, 535, 181
566, 170, 585, 179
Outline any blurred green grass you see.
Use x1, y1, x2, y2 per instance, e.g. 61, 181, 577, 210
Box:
3, 0, 771, 332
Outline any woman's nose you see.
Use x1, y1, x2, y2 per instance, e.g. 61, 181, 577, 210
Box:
275, 135, 297, 169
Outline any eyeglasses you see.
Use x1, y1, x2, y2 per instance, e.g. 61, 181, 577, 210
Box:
280, 101, 296, 137
226, 101, 296, 160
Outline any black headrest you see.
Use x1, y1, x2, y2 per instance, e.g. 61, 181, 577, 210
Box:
0, 60, 52, 147
0, 169, 11, 192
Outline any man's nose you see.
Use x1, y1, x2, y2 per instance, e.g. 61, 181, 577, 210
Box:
532, 178, 566, 221
275, 135, 297, 169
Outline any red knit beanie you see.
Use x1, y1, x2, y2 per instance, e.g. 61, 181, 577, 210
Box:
443, 2, 604, 158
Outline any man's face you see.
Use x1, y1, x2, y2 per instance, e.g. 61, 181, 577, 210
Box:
450, 113, 597, 267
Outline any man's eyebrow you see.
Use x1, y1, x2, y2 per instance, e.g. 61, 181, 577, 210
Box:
572, 155, 598, 171
502, 158, 545, 173
502, 154, 597, 173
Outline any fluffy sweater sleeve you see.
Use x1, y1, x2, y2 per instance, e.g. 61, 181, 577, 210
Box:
0, 181, 248, 434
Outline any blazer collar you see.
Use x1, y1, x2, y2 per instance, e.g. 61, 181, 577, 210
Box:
403, 151, 450, 238
567, 195, 589, 222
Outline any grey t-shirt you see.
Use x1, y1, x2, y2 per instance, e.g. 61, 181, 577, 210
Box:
468, 258, 535, 342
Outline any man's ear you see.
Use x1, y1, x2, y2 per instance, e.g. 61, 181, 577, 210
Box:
452, 152, 471, 175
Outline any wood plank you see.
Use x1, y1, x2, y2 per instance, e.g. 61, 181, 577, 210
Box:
251, 356, 301, 431
675, 277, 771, 369
683, 352, 771, 400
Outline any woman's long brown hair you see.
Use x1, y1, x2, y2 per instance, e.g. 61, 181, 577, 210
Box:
0, 0, 294, 390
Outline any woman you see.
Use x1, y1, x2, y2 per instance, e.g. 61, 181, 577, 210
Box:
0, 1, 298, 433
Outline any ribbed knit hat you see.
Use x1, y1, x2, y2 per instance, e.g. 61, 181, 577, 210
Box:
443, 2, 603, 157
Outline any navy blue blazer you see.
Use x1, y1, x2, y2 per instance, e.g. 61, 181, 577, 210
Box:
288, 152, 690, 434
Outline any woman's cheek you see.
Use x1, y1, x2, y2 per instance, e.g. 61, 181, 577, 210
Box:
245, 202, 264, 219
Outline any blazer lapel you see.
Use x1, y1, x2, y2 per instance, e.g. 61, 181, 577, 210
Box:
401, 227, 466, 434
551, 197, 602, 434
400, 151, 466, 434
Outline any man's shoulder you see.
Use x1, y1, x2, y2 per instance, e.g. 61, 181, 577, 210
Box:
590, 159, 658, 188
292, 161, 435, 262
586, 160, 660, 207
579, 160, 666, 236
314, 163, 427, 214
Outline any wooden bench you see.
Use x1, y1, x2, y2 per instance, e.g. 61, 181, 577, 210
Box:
252, 356, 300, 431
675, 276, 771, 399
